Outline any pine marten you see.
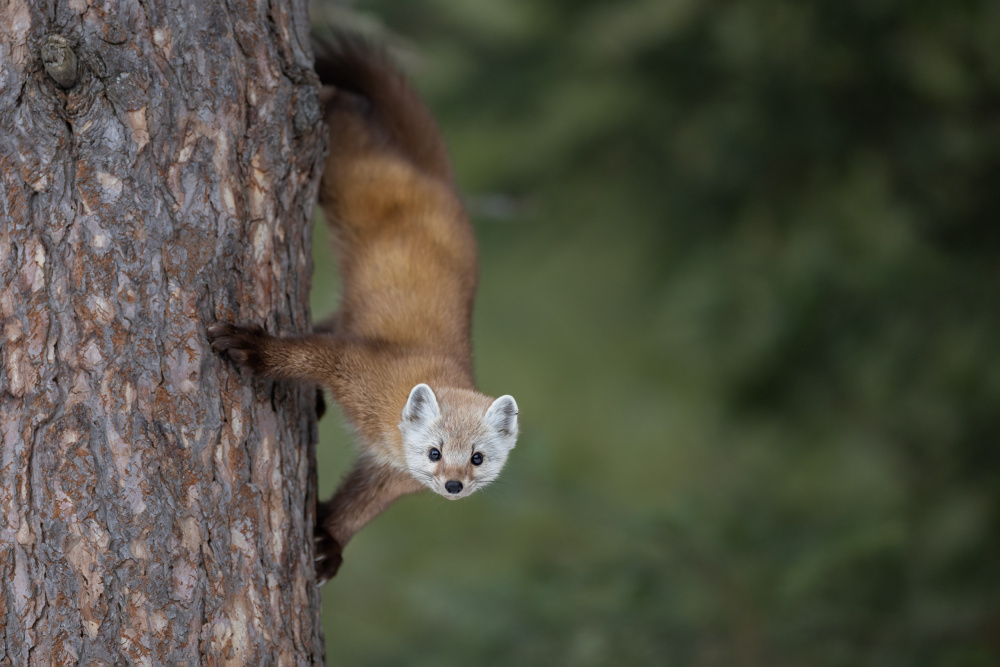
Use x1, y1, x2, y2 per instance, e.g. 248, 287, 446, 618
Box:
208, 34, 519, 583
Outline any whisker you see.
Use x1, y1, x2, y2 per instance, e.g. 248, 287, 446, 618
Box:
476, 479, 513, 500
412, 471, 435, 486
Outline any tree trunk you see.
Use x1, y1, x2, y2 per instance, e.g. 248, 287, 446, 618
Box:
0, 0, 327, 664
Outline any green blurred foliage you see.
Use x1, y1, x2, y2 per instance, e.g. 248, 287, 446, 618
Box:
309, 0, 1000, 664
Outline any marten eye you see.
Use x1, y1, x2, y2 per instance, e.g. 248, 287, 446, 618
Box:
428, 448, 441, 462
471, 452, 483, 466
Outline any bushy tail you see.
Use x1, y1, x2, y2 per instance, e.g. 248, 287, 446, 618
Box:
313, 32, 452, 183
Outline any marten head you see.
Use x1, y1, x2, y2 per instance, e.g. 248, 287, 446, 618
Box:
398, 384, 518, 499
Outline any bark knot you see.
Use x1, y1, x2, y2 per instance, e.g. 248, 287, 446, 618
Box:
42, 34, 78, 89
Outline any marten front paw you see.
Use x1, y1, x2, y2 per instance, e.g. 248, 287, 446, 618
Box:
207, 323, 269, 374
314, 499, 344, 583
314, 528, 344, 584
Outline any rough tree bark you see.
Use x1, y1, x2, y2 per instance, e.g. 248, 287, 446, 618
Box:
0, 0, 327, 663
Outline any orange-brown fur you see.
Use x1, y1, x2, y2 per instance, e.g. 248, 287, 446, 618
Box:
208, 34, 505, 582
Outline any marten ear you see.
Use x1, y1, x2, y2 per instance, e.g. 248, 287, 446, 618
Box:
484, 395, 518, 441
402, 383, 441, 424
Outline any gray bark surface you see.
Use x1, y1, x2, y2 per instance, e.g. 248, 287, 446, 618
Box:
0, 0, 327, 664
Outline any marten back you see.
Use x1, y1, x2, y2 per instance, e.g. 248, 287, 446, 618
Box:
313, 33, 453, 184
312, 33, 478, 362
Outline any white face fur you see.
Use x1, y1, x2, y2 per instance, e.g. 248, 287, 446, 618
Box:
398, 383, 518, 500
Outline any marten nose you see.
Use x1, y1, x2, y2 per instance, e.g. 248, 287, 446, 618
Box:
445, 480, 463, 494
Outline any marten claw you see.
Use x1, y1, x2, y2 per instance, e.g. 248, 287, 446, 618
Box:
314, 529, 344, 584
207, 323, 267, 373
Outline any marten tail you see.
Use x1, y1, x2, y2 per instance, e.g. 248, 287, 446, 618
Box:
313, 32, 453, 184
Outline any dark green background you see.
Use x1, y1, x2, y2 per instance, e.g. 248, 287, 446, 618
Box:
309, 1, 1000, 664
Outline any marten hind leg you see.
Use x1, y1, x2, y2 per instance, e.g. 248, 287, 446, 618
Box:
208, 323, 339, 385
